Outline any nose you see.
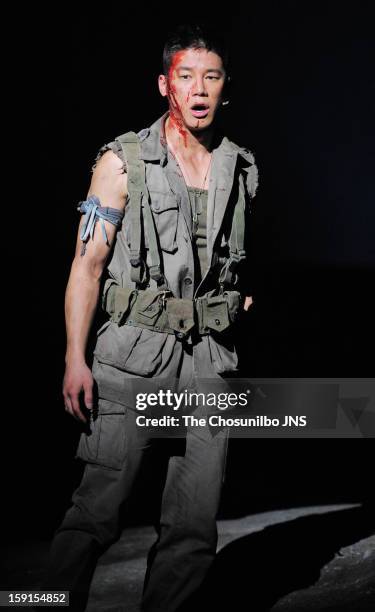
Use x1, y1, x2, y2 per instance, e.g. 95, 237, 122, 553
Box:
193, 76, 208, 96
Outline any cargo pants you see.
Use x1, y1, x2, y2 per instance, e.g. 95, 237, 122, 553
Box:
42, 331, 230, 612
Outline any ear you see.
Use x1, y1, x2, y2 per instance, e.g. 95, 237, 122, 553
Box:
158, 74, 168, 98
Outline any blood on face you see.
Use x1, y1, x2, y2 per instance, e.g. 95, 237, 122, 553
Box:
166, 49, 193, 147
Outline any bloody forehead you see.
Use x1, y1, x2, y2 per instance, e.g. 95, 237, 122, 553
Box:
168, 50, 189, 78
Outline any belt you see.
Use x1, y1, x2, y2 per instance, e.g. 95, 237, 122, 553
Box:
102, 282, 241, 340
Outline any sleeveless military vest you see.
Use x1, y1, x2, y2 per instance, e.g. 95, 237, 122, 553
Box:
92, 110, 258, 344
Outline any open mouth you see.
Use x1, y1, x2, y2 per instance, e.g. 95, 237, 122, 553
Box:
191, 104, 209, 118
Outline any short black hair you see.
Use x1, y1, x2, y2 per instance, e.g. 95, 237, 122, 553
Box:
162, 23, 230, 77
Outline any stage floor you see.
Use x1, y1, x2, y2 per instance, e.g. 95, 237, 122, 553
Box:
2, 504, 374, 611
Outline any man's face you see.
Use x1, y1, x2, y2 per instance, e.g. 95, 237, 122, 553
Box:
159, 47, 227, 136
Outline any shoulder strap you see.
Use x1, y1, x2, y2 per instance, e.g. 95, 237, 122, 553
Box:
219, 169, 247, 288
116, 132, 166, 288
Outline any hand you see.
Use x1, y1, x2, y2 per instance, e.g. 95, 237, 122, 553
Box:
63, 360, 94, 423
243, 295, 253, 311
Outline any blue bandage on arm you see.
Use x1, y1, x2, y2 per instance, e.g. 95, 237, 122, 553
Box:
77, 195, 125, 255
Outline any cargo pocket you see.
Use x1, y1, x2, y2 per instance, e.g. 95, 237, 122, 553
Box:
75, 397, 127, 470
207, 334, 239, 375
119, 327, 170, 375
94, 320, 169, 377
146, 192, 179, 253
94, 321, 143, 368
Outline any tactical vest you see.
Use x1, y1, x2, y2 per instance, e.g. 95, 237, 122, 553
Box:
96, 111, 258, 343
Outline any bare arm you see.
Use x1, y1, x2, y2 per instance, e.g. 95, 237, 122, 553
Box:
63, 150, 127, 422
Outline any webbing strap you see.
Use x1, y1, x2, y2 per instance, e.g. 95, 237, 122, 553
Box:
117, 133, 145, 284
116, 132, 166, 287
141, 193, 166, 286
219, 171, 247, 287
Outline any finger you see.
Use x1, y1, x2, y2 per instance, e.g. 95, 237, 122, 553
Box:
69, 393, 87, 423
64, 395, 74, 417
83, 383, 93, 411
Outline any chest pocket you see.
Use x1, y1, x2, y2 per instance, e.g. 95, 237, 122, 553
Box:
145, 191, 179, 254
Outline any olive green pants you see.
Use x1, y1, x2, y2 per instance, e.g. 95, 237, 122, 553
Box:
42, 335, 229, 612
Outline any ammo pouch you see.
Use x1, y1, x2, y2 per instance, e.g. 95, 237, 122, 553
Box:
102, 279, 241, 339
195, 290, 241, 335
103, 282, 171, 330
165, 298, 195, 337
102, 279, 136, 325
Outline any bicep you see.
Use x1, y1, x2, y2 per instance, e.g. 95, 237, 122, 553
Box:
73, 150, 128, 268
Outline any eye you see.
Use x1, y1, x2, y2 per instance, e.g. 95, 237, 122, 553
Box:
180, 75, 191, 80
206, 76, 220, 80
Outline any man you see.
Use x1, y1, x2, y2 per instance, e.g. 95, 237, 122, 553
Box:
42, 23, 258, 612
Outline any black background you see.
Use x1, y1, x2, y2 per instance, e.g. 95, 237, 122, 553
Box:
4, 1, 374, 544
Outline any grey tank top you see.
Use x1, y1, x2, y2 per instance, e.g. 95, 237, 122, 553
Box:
186, 186, 209, 281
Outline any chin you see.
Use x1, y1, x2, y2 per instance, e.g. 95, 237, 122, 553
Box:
170, 108, 216, 132
189, 115, 215, 132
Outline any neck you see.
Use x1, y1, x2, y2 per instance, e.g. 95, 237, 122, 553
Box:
165, 112, 214, 159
